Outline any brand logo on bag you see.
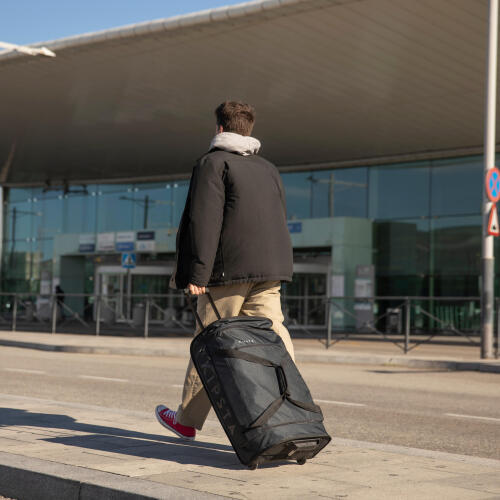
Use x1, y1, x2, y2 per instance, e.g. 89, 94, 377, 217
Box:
198, 355, 237, 436
236, 339, 257, 345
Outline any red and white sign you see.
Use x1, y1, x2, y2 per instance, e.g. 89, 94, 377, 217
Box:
486, 167, 500, 203
488, 204, 500, 236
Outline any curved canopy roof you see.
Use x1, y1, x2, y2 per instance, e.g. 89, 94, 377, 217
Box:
0, 0, 490, 186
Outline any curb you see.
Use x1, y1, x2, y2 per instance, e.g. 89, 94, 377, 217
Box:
294, 353, 500, 373
1, 339, 499, 373
0, 451, 226, 500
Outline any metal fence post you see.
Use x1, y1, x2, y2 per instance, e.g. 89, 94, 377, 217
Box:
326, 298, 332, 349
96, 295, 101, 336
404, 298, 411, 354
12, 295, 17, 332
144, 298, 150, 339
497, 298, 500, 358
51, 295, 57, 334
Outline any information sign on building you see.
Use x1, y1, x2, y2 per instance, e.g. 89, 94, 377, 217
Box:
136, 230, 155, 252
78, 234, 96, 253
116, 231, 135, 252
354, 265, 375, 331
97, 232, 115, 252
287, 221, 302, 233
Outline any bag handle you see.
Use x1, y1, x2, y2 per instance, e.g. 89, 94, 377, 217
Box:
184, 288, 221, 330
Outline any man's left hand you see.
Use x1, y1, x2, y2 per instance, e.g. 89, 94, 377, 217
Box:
188, 283, 206, 295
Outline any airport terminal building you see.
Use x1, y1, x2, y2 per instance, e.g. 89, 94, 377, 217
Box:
0, 0, 494, 332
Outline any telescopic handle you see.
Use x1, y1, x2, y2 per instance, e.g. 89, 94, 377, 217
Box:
184, 289, 221, 330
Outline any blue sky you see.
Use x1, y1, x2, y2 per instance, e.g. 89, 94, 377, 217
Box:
0, 0, 245, 46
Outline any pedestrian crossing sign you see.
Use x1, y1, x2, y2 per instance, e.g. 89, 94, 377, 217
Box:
121, 252, 137, 269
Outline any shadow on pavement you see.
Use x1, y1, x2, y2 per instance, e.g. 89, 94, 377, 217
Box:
0, 407, 255, 469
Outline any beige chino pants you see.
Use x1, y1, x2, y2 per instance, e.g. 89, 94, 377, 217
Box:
176, 280, 295, 430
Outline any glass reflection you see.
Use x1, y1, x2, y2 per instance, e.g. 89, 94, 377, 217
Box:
369, 163, 430, 219
431, 158, 482, 216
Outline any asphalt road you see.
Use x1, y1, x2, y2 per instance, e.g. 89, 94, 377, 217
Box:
0, 346, 499, 459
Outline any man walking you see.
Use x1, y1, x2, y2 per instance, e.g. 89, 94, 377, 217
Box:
155, 101, 294, 440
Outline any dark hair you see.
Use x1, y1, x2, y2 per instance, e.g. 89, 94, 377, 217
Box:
215, 101, 256, 136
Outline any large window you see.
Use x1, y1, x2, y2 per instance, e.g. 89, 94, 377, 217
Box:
0, 155, 488, 299
374, 219, 430, 296
431, 158, 482, 217
283, 167, 368, 219
369, 163, 430, 219
96, 185, 135, 233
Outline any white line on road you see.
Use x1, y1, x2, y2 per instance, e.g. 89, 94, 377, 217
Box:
171, 384, 184, 388
316, 399, 366, 407
79, 375, 128, 383
4, 368, 45, 374
445, 413, 500, 423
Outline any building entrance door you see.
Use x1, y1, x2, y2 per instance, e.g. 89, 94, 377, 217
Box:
285, 263, 330, 328
95, 265, 174, 323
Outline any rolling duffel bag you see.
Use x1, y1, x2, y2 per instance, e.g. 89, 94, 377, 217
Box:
186, 291, 331, 469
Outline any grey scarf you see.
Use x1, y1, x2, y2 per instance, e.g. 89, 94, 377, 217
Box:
209, 132, 261, 156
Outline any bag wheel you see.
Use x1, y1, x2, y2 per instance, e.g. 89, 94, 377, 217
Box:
249, 464, 258, 470
297, 458, 306, 465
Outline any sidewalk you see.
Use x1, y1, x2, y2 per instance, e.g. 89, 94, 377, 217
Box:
1, 393, 500, 499
0, 330, 499, 372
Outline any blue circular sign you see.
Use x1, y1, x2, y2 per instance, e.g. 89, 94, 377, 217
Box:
486, 167, 500, 203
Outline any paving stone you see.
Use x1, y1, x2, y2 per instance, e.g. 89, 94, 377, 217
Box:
435, 472, 500, 495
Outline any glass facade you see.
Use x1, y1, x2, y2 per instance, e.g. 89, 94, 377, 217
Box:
1, 155, 485, 298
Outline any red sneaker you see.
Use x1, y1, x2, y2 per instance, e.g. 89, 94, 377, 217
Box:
155, 405, 196, 440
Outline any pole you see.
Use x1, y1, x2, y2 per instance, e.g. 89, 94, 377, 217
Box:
329, 173, 335, 218
12, 294, 17, 332
481, 0, 498, 359
496, 298, 500, 357
144, 195, 149, 229
404, 298, 411, 354
10, 206, 16, 267
127, 268, 132, 321
144, 297, 150, 338
0, 187, 3, 286
326, 298, 332, 349
51, 295, 57, 334
96, 295, 101, 336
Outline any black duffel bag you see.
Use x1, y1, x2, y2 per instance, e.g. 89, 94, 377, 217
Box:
186, 291, 331, 469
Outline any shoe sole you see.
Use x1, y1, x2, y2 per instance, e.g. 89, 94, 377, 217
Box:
155, 406, 195, 441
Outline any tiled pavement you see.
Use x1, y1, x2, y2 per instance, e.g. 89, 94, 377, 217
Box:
1, 393, 500, 499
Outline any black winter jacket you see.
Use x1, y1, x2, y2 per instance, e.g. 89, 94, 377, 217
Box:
173, 149, 293, 289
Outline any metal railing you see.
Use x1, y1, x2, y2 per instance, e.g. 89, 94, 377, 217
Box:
324, 296, 490, 354
0, 292, 497, 356
0, 291, 192, 338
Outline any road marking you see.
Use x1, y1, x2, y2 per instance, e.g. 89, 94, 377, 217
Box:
445, 413, 500, 423
316, 399, 366, 407
79, 375, 128, 383
171, 384, 184, 388
4, 368, 45, 375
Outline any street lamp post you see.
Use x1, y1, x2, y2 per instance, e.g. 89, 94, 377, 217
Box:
481, 0, 498, 359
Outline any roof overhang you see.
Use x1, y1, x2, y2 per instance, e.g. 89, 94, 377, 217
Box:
0, 0, 491, 187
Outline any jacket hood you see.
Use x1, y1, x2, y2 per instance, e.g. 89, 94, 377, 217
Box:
209, 132, 261, 156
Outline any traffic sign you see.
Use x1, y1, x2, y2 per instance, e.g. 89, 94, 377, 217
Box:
488, 205, 500, 236
121, 252, 136, 269
486, 167, 500, 203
